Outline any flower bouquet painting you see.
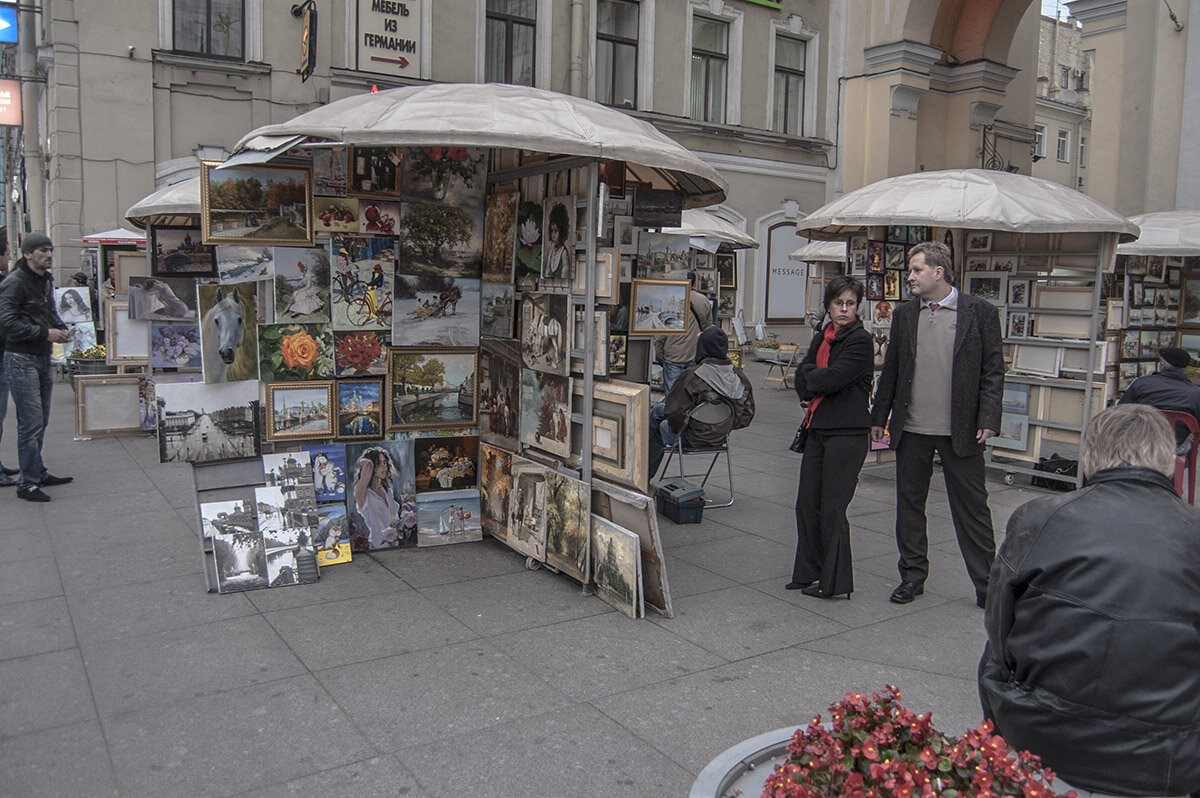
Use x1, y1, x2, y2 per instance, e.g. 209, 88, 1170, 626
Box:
258, 323, 334, 382
761, 686, 1075, 798
151, 324, 202, 368
333, 330, 387, 377
402, 146, 487, 207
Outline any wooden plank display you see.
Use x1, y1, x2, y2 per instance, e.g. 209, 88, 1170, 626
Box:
590, 478, 673, 618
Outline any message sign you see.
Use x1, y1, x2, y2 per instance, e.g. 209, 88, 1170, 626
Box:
356, 0, 422, 77
0, 79, 21, 127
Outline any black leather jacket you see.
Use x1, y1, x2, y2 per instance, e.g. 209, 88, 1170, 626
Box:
0, 260, 65, 356
979, 466, 1200, 796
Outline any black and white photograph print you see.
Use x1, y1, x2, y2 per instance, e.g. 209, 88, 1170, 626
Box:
54, 286, 92, 324
156, 379, 261, 464
263, 451, 315, 487
255, 485, 320, 588
202, 498, 269, 593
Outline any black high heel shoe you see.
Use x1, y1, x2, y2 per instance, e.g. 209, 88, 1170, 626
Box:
785, 580, 816, 590
801, 585, 852, 600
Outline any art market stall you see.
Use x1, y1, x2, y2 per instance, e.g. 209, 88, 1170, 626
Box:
109, 83, 729, 617
1113, 211, 1200, 390
796, 169, 1139, 487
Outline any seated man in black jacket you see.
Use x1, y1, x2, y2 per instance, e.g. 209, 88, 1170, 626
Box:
1118, 346, 1200, 455
978, 404, 1200, 797
647, 326, 754, 479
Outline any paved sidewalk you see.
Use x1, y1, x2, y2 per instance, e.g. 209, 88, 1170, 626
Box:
0, 362, 1053, 797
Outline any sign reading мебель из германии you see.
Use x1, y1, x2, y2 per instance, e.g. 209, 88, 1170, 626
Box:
357, 0, 423, 78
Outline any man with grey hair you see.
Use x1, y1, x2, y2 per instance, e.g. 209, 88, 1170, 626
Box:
979, 404, 1200, 797
870, 240, 1004, 607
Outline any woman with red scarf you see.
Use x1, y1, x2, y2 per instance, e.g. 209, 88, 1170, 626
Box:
787, 275, 873, 599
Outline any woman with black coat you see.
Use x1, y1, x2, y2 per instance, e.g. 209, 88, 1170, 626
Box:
787, 276, 874, 599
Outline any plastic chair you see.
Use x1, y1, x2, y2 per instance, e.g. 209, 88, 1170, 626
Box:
1159, 410, 1199, 505
762, 344, 800, 390
659, 400, 735, 508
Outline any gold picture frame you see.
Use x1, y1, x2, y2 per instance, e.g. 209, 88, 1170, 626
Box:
629, 278, 691, 336
264, 380, 335, 442
200, 160, 315, 246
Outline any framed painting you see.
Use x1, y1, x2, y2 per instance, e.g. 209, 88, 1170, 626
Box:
150, 323, 202, 368
412, 434, 479, 493
150, 226, 217, 277
479, 443, 513, 541
882, 270, 901, 302
965, 272, 1006, 305
478, 337, 522, 451
965, 230, 992, 252
397, 203, 484, 278
127, 275, 198, 322
387, 347, 478, 430
401, 146, 488, 208
1008, 278, 1030, 308
630, 279, 690, 336
312, 196, 360, 234
590, 478, 671, 617
74, 374, 143, 439
391, 272, 481, 346
345, 440, 418, 550
480, 281, 516, 339
990, 413, 1030, 451
258, 323, 335, 382
965, 255, 990, 272
573, 378, 650, 492
1001, 383, 1031, 415
112, 251, 148, 295
884, 242, 906, 270
613, 214, 638, 254
200, 161, 313, 246
866, 273, 884, 301
335, 377, 384, 440
155, 378, 261, 464
506, 455, 549, 562
716, 252, 737, 289
274, 245, 332, 323
311, 147, 349, 197
886, 225, 907, 244
991, 255, 1017, 273
265, 381, 335, 442
215, 244, 274, 284
519, 368, 571, 458
544, 470, 591, 584
482, 190, 519, 282
521, 292, 570, 374
347, 146, 402, 198
333, 329, 389, 377
196, 283, 259, 383
104, 300, 150, 365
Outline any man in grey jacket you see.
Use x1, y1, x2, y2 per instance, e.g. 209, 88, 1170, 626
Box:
870, 241, 1004, 607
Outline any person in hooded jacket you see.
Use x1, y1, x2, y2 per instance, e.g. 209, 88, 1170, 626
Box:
786, 276, 873, 599
647, 326, 753, 478
978, 403, 1200, 797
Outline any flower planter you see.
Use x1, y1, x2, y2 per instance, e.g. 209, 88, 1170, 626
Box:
69, 359, 118, 376
752, 347, 780, 362
689, 727, 795, 798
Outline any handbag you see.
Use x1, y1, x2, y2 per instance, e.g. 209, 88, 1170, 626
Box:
789, 425, 808, 453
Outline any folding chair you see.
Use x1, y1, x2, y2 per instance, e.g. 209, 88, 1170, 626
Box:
659, 400, 735, 508
762, 344, 800, 390
1159, 410, 1199, 506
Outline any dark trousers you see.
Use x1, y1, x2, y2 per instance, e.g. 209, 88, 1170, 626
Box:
792, 430, 869, 594
894, 432, 995, 596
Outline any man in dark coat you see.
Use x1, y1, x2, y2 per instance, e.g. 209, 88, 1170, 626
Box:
979, 404, 1200, 796
870, 241, 1003, 606
0, 233, 73, 501
0, 250, 20, 487
648, 326, 754, 477
1119, 346, 1200, 454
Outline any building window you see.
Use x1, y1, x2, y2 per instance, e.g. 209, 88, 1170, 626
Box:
1079, 135, 1088, 167
173, 0, 244, 59
1056, 129, 1070, 162
771, 35, 806, 136
1058, 65, 1069, 88
596, 0, 638, 108
690, 16, 728, 123
1034, 124, 1046, 158
1074, 70, 1087, 90
486, 0, 536, 86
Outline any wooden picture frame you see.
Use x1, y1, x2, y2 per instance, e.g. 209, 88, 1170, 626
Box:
200, 160, 314, 246
74, 374, 143, 439
150, 226, 217, 277
716, 252, 737, 289
571, 247, 619, 301
334, 377, 384, 441
1011, 343, 1062, 377
1033, 285, 1093, 338
572, 378, 650, 492
346, 146, 402, 198
112, 251, 149, 296
965, 230, 993, 252
630, 279, 691, 336
387, 347, 478, 431
265, 380, 335, 442
104, 299, 150, 365
965, 271, 1006, 306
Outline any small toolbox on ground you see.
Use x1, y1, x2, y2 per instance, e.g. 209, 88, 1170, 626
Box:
655, 480, 705, 524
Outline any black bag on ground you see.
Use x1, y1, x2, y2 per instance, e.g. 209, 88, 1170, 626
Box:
1031, 453, 1077, 491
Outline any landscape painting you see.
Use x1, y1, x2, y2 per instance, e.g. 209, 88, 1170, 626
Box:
201, 161, 313, 246
151, 226, 217, 277
215, 244, 274, 284
630, 279, 690, 335
391, 273, 481, 347
388, 348, 478, 430
398, 203, 485, 278
335, 378, 384, 440
637, 232, 691, 279
544, 470, 590, 584
264, 381, 334, 442
479, 443, 512, 541
591, 514, 640, 618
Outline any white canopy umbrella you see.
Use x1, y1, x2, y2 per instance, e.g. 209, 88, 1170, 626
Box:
125, 176, 201, 229
797, 168, 1139, 242
789, 240, 847, 262
231, 83, 727, 208
1116, 211, 1200, 256
79, 227, 145, 246
662, 209, 759, 249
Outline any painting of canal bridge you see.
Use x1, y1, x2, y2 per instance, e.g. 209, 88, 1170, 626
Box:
387, 347, 477, 431
155, 379, 261, 464
265, 381, 334, 442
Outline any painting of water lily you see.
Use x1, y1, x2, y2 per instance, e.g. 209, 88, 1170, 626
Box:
513, 200, 543, 289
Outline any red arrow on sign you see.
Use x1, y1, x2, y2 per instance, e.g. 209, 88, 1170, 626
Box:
371, 55, 410, 68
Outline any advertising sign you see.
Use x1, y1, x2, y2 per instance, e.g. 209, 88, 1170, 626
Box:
0, 7, 16, 45
356, 0, 422, 77
0, 79, 21, 127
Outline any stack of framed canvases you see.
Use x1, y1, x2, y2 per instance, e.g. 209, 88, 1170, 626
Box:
97, 148, 679, 617
1114, 255, 1200, 392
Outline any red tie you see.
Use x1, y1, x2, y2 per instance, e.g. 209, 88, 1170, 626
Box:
929, 302, 940, 313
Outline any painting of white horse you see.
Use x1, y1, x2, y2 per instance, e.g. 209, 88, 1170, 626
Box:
198, 283, 259, 383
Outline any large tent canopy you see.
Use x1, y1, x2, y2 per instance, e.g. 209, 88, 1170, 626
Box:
79, 227, 146, 246
797, 168, 1139, 242
662, 209, 759, 250
789, 240, 847, 262
231, 83, 727, 208
1116, 211, 1200, 256
125, 176, 200, 229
